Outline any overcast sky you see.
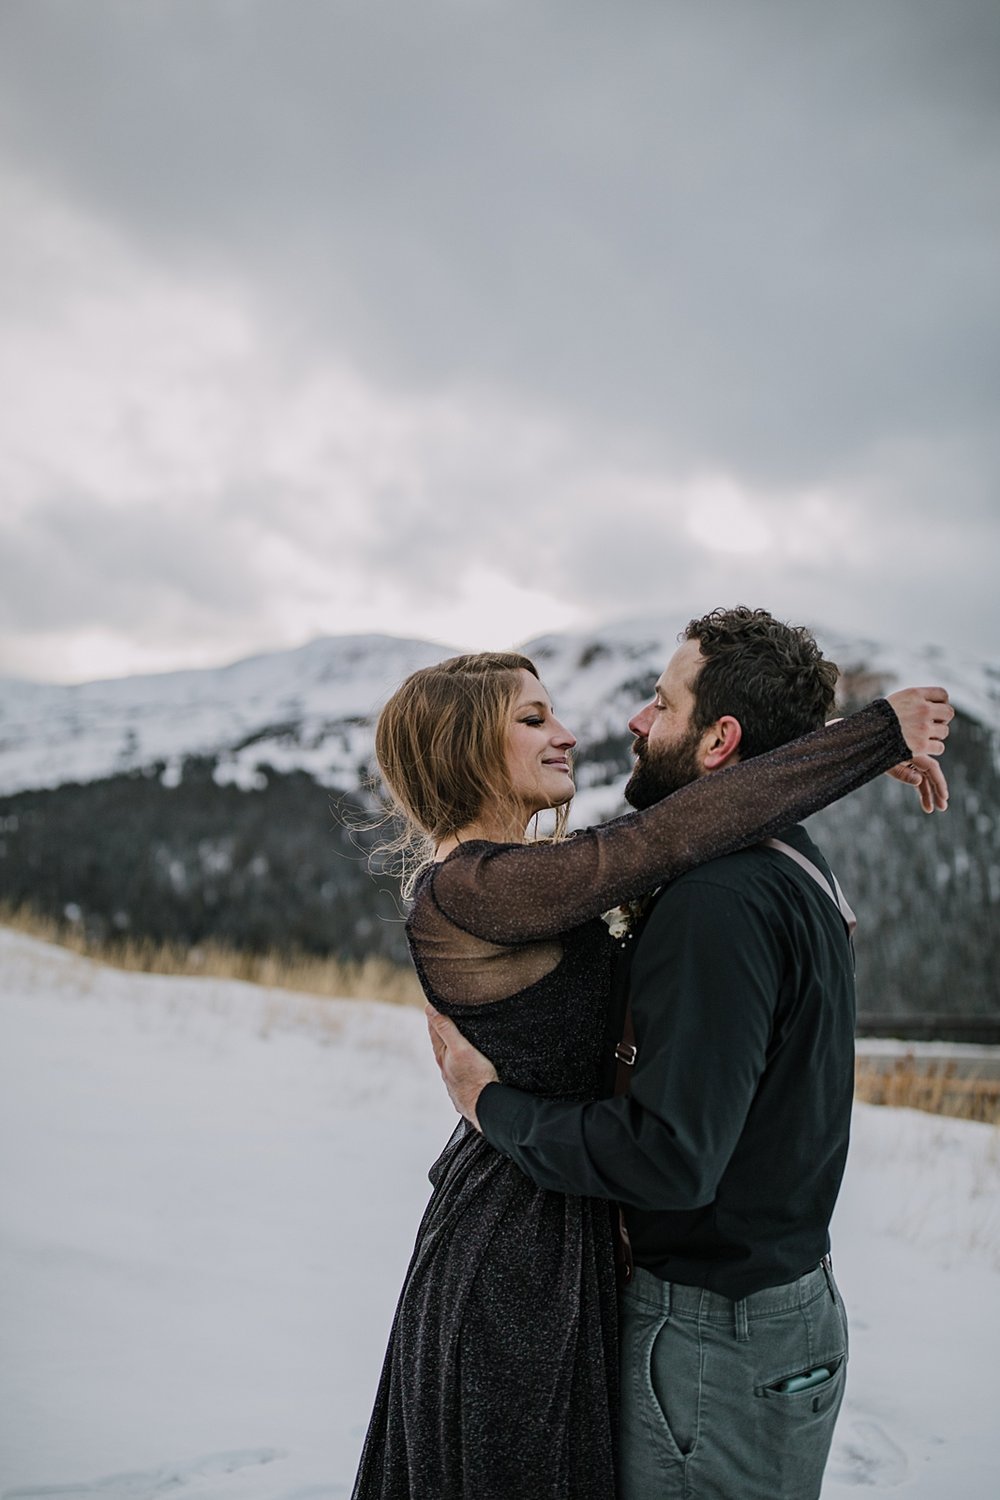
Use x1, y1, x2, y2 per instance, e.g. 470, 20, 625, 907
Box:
1, 0, 997, 683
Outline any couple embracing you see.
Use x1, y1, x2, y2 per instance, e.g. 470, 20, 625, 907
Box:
351, 606, 951, 1500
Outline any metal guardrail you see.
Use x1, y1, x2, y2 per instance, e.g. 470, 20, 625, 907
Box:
855, 1015, 1000, 1045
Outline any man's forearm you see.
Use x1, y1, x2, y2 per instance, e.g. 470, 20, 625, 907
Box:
477, 1082, 717, 1210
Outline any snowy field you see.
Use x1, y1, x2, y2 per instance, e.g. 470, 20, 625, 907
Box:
1, 929, 997, 1498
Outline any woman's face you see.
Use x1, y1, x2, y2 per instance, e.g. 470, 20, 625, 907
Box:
504, 669, 577, 818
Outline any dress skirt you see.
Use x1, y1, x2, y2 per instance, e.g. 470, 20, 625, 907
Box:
351, 1121, 620, 1500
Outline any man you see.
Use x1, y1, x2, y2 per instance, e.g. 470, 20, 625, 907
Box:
428, 607, 951, 1500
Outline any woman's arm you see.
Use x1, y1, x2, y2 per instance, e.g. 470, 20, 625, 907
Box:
429, 691, 948, 946
885, 752, 949, 813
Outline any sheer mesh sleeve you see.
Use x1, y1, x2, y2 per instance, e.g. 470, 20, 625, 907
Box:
428, 698, 909, 945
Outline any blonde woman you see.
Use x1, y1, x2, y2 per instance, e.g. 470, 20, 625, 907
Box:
351, 641, 949, 1500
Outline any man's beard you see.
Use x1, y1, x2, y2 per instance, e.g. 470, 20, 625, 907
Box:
624, 728, 703, 809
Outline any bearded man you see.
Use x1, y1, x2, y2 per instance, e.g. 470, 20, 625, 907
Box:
429, 606, 951, 1500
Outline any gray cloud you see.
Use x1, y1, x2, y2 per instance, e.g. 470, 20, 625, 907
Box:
2, 5, 997, 467
0, 492, 261, 634
0, 0, 997, 674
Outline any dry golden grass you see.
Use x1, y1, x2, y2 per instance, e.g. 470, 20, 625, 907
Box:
0, 903, 424, 1008
855, 1054, 1000, 1125
6, 906, 995, 1092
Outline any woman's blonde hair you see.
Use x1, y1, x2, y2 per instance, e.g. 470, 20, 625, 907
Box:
374, 651, 570, 894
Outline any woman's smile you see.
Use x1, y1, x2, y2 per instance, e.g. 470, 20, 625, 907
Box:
505, 669, 577, 816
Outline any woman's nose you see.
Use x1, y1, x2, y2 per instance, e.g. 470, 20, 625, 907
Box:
552, 718, 576, 749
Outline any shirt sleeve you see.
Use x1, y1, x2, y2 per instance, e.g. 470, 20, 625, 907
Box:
477, 875, 782, 1209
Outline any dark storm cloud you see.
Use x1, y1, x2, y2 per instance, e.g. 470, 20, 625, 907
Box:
0, 0, 997, 673
1, 0, 997, 490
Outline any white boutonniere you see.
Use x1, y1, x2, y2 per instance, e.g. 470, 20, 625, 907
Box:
602, 905, 632, 940
601, 890, 659, 942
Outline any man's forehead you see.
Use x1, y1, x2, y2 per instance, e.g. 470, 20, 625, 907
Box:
658, 638, 703, 693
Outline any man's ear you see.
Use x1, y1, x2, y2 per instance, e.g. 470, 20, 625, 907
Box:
701, 715, 742, 771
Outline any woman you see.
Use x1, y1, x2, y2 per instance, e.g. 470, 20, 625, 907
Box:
352, 649, 943, 1500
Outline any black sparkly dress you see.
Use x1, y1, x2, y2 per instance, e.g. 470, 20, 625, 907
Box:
351, 702, 909, 1500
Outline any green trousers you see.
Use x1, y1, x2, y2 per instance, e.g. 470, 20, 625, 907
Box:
618, 1262, 848, 1500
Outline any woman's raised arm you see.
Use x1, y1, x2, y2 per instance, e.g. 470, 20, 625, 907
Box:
428, 692, 947, 946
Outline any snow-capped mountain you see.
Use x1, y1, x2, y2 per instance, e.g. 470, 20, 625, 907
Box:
1, 617, 996, 798
1, 619, 996, 1025
0, 634, 447, 797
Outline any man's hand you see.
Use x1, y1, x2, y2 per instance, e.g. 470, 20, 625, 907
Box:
426, 1006, 499, 1133
886, 752, 949, 813
886, 686, 953, 757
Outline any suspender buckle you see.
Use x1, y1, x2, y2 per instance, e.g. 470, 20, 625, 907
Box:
614, 1042, 637, 1067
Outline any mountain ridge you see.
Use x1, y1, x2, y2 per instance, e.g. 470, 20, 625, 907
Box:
1, 619, 996, 1020
1, 618, 996, 798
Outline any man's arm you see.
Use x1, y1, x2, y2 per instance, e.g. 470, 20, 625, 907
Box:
428, 876, 782, 1210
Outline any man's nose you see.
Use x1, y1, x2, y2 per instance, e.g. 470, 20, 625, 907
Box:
629, 703, 655, 737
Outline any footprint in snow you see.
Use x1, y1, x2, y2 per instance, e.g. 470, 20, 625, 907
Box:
828, 1418, 909, 1487
2, 1449, 287, 1500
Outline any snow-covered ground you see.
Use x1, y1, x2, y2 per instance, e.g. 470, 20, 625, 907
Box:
1, 929, 997, 1498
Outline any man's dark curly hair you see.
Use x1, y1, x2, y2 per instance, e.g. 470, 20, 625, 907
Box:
684, 606, 839, 761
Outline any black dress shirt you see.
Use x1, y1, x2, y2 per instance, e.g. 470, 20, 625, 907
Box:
477, 824, 857, 1300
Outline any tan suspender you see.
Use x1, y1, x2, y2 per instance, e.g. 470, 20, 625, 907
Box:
760, 838, 858, 937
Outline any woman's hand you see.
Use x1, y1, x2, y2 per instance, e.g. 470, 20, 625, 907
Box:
885, 686, 953, 757
886, 752, 949, 813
